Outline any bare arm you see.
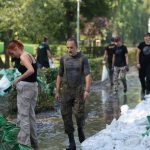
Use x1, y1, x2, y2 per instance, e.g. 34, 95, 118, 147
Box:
47, 50, 52, 59
55, 75, 62, 101
136, 48, 140, 64
136, 48, 141, 69
112, 54, 115, 67
103, 50, 108, 62
84, 74, 92, 100
56, 75, 62, 93
85, 74, 91, 92
125, 53, 129, 65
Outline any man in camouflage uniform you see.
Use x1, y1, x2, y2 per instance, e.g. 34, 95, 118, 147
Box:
55, 38, 91, 150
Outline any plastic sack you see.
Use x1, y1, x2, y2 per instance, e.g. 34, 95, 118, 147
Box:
3, 122, 20, 144
0, 143, 11, 150
0, 75, 11, 94
142, 115, 150, 137
0, 114, 6, 128
49, 59, 56, 68
101, 64, 108, 82
12, 144, 32, 150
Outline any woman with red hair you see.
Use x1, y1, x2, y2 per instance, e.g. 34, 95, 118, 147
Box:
7, 40, 38, 150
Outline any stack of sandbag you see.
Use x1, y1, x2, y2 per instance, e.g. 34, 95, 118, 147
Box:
0, 114, 32, 150
81, 94, 150, 150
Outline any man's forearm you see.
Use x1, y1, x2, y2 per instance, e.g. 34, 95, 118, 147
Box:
136, 49, 140, 64
125, 54, 129, 65
85, 74, 91, 92
112, 55, 115, 67
56, 75, 61, 93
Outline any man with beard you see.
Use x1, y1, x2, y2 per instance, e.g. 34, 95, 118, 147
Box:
137, 33, 150, 99
55, 38, 91, 150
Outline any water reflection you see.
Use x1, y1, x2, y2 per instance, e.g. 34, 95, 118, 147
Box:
37, 72, 141, 149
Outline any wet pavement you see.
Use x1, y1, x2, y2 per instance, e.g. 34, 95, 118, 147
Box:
37, 66, 141, 150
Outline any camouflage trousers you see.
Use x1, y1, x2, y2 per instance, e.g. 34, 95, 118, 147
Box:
16, 81, 38, 148
61, 85, 85, 134
113, 66, 127, 93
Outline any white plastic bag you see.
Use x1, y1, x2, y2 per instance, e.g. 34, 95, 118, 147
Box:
0, 75, 11, 92
101, 64, 108, 82
49, 59, 56, 68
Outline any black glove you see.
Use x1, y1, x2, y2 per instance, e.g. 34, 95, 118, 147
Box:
125, 65, 129, 71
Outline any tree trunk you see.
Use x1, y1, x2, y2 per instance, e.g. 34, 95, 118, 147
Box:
3, 29, 13, 68
0, 56, 4, 68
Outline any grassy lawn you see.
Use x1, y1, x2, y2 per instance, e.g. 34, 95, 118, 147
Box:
0, 42, 37, 55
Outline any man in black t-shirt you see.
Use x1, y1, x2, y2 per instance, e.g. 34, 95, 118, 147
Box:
103, 37, 116, 86
36, 36, 52, 68
112, 37, 129, 94
137, 33, 150, 97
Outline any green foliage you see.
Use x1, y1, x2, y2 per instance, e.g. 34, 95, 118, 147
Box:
36, 68, 58, 112
0, 42, 37, 55
0, 67, 58, 113
50, 44, 66, 57
0, 42, 4, 54
109, 0, 150, 45
0, 114, 32, 149
89, 57, 103, 81
81, 0, 111, 19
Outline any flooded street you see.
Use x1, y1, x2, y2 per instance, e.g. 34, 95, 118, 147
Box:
37, 66, 141, 150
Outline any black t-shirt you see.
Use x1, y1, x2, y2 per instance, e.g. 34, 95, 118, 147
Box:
105, 43, 116, 65
114, 45, 128, 67
11, 57, 20, 68
37, 42, 50, 67
138, 42, 150, 64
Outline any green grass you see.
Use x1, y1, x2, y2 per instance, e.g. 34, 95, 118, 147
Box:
0, 42, 4, 54
0, 42, 37, 55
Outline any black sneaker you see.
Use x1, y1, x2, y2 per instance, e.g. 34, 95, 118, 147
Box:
66, 134, 76, 150
141, 90, 145, 100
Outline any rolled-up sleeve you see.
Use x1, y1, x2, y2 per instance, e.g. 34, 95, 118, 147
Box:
83, 56, 90, 76
59, 57, 64, 77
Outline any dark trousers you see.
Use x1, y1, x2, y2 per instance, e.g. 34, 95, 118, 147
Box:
108, 63, 113, 84
139, 63, 150, 93
61, 85, 85, 134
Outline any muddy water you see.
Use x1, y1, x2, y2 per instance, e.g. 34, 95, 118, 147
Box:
37, 66, 141, 150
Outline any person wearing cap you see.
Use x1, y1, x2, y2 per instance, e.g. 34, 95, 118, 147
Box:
103, 37, 117, 86
137, 33, 150, 98
112, 37, 129, 94
36, 36, 52, 68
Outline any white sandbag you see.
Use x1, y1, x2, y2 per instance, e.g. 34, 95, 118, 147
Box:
101, 64, 108, 82
49, 59, 56, 68
0, 75, 11, 92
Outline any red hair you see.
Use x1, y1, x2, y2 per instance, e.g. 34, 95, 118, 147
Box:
7, 40, 24, 54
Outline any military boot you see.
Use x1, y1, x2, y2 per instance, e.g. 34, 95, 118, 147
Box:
66, 133, 76, 150
78, 128, 85, 143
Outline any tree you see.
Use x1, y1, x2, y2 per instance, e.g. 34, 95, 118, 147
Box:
109, 0, 150, 45
0, 0, 30, 67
